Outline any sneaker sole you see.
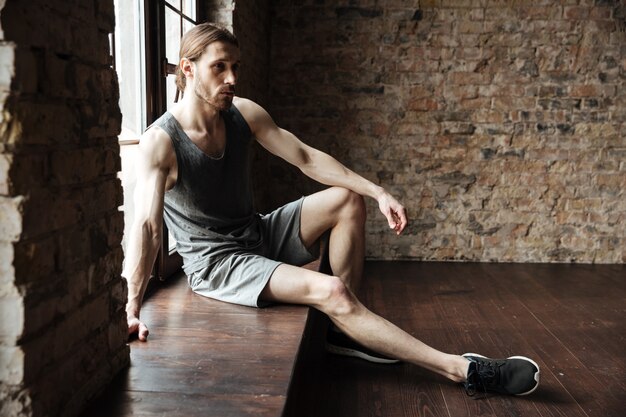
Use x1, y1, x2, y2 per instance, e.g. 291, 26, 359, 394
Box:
326, 342, 400, 364
462, 353, 541, 396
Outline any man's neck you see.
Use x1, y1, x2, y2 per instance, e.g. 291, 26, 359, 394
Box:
172, 92, 224, 134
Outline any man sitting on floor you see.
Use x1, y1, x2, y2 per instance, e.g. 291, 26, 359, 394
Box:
123, 23, 540, 397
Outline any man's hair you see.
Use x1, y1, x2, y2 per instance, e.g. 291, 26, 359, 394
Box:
175, 23, 239, 92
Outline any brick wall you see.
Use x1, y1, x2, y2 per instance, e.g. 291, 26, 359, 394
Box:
0, 1, 129, 416
267, 0, 626, 263
233, 0, 271, 106
204, 0, 235, 28
199, 0, 272, 106
203, 0, 274, 211
231, 1, 274, 212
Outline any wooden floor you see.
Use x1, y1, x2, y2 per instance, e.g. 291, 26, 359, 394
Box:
82, 272, 312, 417
286, 262, 626, 417
84, 261, 625, 417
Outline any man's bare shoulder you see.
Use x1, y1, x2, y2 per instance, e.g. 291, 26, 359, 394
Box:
233, 97, 273, 133
142, 124, 171, 145
233, 96, 259, 113
139, 125, 175, 168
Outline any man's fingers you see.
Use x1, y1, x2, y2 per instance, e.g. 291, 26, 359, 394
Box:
391, 208, 408, 235
379, 196, 408, 234
138, 323, 149, 342
386, 210, 399, 228
128, 322, 138, 335
128, 317, 149, 342
397, 208, 408, 233
389, 216, 398, 230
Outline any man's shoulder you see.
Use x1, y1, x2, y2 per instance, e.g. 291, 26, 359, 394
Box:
233, 96, 255, 107
232, 97, 272, 134
142, 124, 172, 147
233, 96, 260, 117
139, 124, 175, 166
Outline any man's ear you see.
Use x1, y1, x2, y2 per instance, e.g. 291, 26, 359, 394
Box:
180, 57, 194, 80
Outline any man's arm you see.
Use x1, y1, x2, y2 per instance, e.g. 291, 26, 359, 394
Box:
235, 97, 407, 234
122, 127, 172, 341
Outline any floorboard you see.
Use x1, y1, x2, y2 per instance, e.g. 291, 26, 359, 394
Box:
83, 261, 625, 417
286, 261, 625, 417
82, 271, 311, 417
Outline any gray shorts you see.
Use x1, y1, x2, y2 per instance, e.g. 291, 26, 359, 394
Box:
188, 197, 319, 307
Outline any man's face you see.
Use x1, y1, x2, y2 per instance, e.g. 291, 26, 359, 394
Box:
190, 41, 240, 111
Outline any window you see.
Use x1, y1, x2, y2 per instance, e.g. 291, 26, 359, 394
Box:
164, 1, 198, 107
115, 0, 202, 280
114, 0, 147, 143
114, 0, 147, 279
145, 0, 200, 121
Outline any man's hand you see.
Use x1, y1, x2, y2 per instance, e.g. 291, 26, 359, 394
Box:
377, 192, 408, 235
128, 315, 149, 342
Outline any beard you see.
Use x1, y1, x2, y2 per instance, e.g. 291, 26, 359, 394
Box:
193, 72, 233, 111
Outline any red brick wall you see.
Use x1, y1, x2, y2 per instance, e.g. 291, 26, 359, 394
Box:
233, 1, 271, 106
266, 0, 626, 263
201, 0, 275, 211
0, 1, 128, 416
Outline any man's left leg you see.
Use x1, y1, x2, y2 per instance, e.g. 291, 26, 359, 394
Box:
259, 188, 541, 394
260, 264, 541, 396
299, 187, 367, 291
297, 187, 403, 363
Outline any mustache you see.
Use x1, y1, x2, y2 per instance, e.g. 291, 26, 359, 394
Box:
220, 87, 235, 94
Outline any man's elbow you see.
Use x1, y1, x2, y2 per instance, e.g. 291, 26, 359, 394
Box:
297, 147, 317, 172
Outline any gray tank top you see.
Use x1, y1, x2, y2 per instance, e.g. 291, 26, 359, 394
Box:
153, 106, 262, 275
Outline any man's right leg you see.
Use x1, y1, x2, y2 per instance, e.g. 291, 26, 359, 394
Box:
260, 263, 471, 382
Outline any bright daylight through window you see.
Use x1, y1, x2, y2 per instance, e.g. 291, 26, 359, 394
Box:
114, 0, 198, 278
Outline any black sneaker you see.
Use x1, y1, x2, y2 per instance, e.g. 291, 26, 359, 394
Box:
325, 328, 400, 364
463, 353, 540, 396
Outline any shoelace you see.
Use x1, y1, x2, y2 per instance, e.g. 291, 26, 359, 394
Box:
464, 359, 502, 397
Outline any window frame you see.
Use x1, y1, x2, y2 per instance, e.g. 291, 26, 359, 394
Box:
145, 0, 204, 280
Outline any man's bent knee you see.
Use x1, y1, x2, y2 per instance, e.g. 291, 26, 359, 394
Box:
315, 275, 358, 318
299, 187, 366, 249
333, 187, 366, 222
